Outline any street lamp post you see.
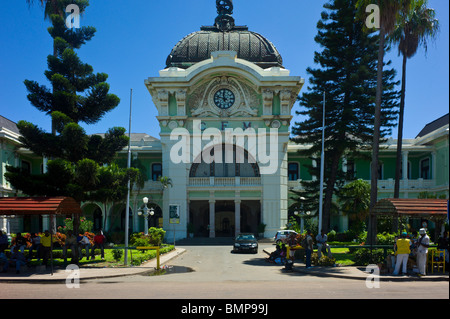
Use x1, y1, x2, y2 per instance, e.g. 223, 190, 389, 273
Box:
294, 210, 310, 234
138, 197, 154, 235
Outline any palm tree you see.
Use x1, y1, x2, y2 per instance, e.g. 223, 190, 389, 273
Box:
391, 0, 440, 203
356, 0, 411, 244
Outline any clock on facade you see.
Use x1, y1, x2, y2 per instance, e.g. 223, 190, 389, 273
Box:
214, 88, 235, 109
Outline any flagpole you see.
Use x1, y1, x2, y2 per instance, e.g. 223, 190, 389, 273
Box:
124, 88, 132, 265
318, 91, 325, 234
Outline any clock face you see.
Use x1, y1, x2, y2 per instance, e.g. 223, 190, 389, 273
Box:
214, 89, 235, 109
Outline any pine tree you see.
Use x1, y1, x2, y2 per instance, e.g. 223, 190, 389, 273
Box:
6, 2, 133, 202
291, 0, 399, 232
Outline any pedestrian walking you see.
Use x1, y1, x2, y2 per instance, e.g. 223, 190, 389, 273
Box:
393, 232, 410, 276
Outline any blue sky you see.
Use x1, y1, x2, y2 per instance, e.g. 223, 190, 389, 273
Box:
0, 0, 448, 140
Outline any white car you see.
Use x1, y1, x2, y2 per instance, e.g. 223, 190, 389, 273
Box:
274, 230, 298, 244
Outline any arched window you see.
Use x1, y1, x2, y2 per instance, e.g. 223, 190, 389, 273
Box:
189, 144, 260, 178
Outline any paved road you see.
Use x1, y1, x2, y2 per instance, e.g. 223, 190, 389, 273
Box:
1, 244, 448, 300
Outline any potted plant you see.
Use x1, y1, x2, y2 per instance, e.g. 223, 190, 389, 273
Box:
187, 223, 195, 238
257, 223, 266, 238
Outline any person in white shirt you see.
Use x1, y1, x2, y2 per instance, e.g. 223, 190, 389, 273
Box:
316, 230, 332, 259
416, 228, 430, 276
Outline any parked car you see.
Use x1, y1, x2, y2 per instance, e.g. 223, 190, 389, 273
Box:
274, 230, 298, 244
233, 233, 258, 254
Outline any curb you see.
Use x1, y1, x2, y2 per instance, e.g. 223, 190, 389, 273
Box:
263, 248, 449, 282
0, 248, 186, 283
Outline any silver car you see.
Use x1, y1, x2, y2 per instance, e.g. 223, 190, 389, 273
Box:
274, 230, 298, 244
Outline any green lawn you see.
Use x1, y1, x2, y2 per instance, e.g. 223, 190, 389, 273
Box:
24, 245, 175, 268
330, 247, 355, 266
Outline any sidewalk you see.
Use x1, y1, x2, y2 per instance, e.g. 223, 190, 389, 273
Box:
0, 248, 186, 283
263, 247, 449, 282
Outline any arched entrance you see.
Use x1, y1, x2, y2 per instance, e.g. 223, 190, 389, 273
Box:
138, 203, 163, 231
189, 201, 210, 237
215, 201, 235, 237
81, 203, 103, 232
109, 203, 132, 233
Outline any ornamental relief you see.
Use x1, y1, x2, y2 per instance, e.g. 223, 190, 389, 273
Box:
188, 76, 259, 118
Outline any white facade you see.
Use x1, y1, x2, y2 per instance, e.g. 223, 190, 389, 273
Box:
145, 51, 304, 240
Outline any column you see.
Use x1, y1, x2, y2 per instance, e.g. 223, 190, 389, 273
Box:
234, 199, 241, 236
402, 151, 409, 196
209, 200, 215, 238
402, 151, 409, 180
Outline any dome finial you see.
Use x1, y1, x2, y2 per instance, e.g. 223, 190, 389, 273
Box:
215, 0, 235, 31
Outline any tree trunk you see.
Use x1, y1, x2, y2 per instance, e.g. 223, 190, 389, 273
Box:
322, 152, 342, 233
393, 54, 407, 233
368, 28, 386, 245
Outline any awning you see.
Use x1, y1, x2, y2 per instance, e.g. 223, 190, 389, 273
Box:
0, 197, 82, 216
372, 198, 449, 220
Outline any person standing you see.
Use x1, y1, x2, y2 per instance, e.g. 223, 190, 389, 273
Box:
416, 228, 430, 276
393, 232, 410, 276
0, 231, 8, 253
91, 231, 106, 260
305, 230, 314, 268
77, 234, 91, 260
29, 233, 41, 261
40, 230, 55, 267
316, 229, 332, 259
63, 230, 78, 265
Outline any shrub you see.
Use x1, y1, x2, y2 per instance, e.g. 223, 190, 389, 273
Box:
112, 249, 123, 262
353, 249, 386, 266
59, 217, 93, 234
129, 228, 166, 247
311, 252, 336, 266
149, 228, 166, 246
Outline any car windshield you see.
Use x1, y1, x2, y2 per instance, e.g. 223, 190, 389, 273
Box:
236, 234, 255, 241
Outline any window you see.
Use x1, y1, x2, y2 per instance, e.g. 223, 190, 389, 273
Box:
420, 158, 430, 180
377, 163, 383, 180
21, 160, 31, 174
346, 161, 355, 179
370, 162, 383, 180
288, 163, 299, 181
152, 163, 162, 181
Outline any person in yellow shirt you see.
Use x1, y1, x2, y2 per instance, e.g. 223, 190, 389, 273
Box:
40, 230, 56, 267
393, 232, 411, 276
